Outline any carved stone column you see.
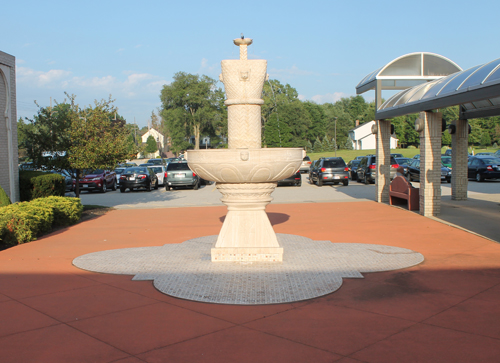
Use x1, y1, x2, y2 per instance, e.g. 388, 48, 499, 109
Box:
451, 119, 469, 201
417, 111, 442, 216
375, 120, 391, 203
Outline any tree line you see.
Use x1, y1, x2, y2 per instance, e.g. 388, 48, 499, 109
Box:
159, 72, 500, 153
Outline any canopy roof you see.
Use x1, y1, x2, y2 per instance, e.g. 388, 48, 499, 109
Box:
376, 57, 500, 120
356, 52, 462, 95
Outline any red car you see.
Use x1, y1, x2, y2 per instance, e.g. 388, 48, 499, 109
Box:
77, 169, 117, 193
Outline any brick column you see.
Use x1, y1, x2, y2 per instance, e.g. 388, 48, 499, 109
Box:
375, 120, 391, 203
451, 119, 468, 201
418, 111, 442, 216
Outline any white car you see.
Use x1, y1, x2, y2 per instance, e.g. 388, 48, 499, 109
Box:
148, 165, 167, 186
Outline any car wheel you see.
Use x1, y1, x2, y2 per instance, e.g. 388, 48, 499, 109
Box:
193, 181, 199, 190
317, 179, 323, 187
447, 177, 451, 183
111, 180, 116, 191
364, 175, 369, 185
476, 172, 484, 182
343, 179, 349, 186
296, 180, 302, 187
165, 185, 170, 191
154, 179, 159, 190
101, 182, 107, 193
146, 180, 152, 191
120, 187, 125, 193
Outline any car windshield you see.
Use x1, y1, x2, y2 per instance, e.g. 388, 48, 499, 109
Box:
150, 167, 163, 173
303, 156, 311, 161
125, 167, 147, 174
91, 169, 104, 174
167, 163, 190, 171
480, 158, 500, 164
114, 168, 126, 173
351, 160, 360, 166
323, 159, 345, 168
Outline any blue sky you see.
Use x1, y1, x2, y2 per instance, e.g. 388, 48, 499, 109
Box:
3, 0, 499, 128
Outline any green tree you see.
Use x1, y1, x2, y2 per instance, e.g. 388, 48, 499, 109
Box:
145, 135, 158, 154
480, 131, 492, 147
160, 72, 225, 153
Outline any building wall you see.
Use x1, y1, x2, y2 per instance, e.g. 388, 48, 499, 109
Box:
0, 51, 19, 202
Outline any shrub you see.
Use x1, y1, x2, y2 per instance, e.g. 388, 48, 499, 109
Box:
0, 196, 82, 246
19, 171, 66, 201
0, 185, 11, 207
30, 196, 82, 226
408, 145, 417, 149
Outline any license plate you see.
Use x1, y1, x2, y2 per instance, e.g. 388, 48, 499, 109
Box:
83, 184, 88, 188
128, 177, 134, 180
333, 176, 340, 179
175, 174, 184, 178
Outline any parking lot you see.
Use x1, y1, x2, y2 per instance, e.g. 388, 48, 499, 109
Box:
76, 174, 500, 242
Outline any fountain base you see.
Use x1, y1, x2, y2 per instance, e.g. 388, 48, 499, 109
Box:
212, 182, 283, 262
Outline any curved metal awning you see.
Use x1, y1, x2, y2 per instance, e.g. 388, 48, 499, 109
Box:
376, 57, 500, 120
356, 52, 462, 95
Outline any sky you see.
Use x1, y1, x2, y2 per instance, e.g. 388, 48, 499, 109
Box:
2, 0, 499, 128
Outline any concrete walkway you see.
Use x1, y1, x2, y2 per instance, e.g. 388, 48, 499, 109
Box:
1, 201, 500, 362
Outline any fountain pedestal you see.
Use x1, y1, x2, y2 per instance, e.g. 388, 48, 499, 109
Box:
212, 183, 282, 261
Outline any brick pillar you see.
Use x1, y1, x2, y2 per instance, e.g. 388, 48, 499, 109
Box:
451, 119, 468, 201
375, 120, 391, 203
418, 111, 442, 216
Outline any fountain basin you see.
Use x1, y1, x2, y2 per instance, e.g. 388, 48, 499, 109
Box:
186, 148, 305, 184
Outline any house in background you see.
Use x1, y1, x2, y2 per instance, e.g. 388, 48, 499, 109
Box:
140, 128, 165, 158
349, 120, 398, 150
0, 50, 19, 202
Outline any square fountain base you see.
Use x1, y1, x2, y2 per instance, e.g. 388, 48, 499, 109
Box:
211, 247, 283, 262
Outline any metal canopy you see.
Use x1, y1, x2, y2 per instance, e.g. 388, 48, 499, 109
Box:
356, 52, 462, 95
376, 57, 500, 120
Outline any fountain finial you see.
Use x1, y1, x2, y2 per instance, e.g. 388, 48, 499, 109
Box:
233, 37, 253, 60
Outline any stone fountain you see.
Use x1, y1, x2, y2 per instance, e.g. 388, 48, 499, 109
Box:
72, 38, 424, 305
186, 38, 304, 262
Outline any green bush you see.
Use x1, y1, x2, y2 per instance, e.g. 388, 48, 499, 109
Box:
408, 145, 417, 149
19, 171, 66, 201
0, 196, 83, 246
0, 185, 11, 207
30, 196, 82, 226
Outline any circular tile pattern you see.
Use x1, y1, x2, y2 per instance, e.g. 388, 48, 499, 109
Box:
73, 234, 424, 305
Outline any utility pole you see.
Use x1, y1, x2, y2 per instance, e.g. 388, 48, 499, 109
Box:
334, 117, 338, 157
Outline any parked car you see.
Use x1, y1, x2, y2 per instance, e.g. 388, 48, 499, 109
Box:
406, 159, 452, 183
148, 165, 167, 186
475, 152, 495, 156
165, 161, 199, 190
308, 160, 320, 183
346, 160, 360, 180
494, 150, 500, 158
356, 155, 399, 184
277, 170, 301, 187
441, 156, 452, 169
114, 167, 127, 186
78, 169, 117, 193
300, 155, 312, 174
444, 149, 452, 156
309, 157, 349, 186
395, 157, 412, 175
119, 166, 158, 192
391, 153, 404, 158
467, 156, 500, 182
147, 158, 165, 166
48, 169, 74, 192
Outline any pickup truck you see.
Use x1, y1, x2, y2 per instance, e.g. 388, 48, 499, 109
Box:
77, 169, 117, 193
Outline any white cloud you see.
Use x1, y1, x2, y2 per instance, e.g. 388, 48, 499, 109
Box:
309, 92, 347, 104
17, 67, 72, 87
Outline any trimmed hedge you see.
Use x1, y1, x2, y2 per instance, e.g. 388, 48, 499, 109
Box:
0, 185, 11, 207
0, 197, 83, 246
19, 171, 66, 201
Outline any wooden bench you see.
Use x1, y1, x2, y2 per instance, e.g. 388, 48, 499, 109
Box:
389, 176, 419, 211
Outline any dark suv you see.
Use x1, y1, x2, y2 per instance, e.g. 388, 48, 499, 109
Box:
356, 155, 398, 184
165, 161, 199, 190
309, 157, 349, 186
